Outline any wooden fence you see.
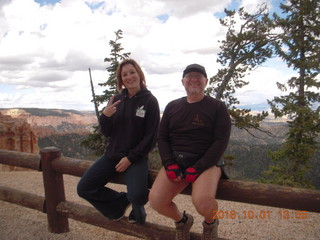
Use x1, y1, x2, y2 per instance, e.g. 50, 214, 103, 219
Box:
0, 147, 319, 240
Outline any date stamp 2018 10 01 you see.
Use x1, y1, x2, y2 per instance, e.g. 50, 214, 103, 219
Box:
213, 210, 308, 220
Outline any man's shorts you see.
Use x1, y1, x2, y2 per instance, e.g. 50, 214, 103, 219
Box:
173, 151, 229, 179
216, 158, 228, 179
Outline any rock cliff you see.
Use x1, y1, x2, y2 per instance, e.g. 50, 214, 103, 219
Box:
0, 108, 97, 137
0, 108, 98, 162
0, 113, 40, 171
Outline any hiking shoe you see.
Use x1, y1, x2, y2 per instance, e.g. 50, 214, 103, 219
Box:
110, 193, 131, 221
128, 206, 146, 224
175, 212, 194, 240
201, 219, 219, 240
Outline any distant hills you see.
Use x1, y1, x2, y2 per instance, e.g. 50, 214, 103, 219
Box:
0, 108, 98, 160
0, 108, 97, 137
0, 107, 93, 116
0, 107, 289, 143
237, 101, 319, 112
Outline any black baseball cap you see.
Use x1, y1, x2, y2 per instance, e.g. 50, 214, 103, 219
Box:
182, 63, 207, 78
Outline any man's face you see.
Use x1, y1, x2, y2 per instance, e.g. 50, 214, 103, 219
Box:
182, 72, 208, 95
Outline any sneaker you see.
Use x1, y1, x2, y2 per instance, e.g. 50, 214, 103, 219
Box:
201, 219, 219, 240
128, 206, 146, 224
110, 193, 131, 221
175, 212, 194, 240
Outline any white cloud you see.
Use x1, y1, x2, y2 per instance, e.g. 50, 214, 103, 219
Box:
0, 0, 292, 111
240, 0, 272, 13
156, 0, 231, 18
235, 60, 292, 107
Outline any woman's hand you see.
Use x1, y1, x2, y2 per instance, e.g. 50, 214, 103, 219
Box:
115, 157, 132, 172
102, 95, 121, 117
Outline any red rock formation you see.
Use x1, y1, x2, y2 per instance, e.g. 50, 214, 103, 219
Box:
0, 113, 39, 171
0, 108, 97, 137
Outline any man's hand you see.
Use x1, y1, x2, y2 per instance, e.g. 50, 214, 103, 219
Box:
165, 164, 182, 181
184, 167, 200, 183
115, 157, 131, 172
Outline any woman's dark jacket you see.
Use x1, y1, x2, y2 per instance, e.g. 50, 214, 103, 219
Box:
99, 88, 160, 163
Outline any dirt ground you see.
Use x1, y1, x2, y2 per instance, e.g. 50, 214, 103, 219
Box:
0, 171, 319, 240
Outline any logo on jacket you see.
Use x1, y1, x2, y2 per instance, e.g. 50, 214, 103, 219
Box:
136, 105, 146, 118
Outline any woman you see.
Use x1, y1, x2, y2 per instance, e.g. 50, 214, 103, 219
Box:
77, 59, 160, 224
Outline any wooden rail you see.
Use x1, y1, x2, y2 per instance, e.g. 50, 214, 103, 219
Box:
0, 147, 320, 239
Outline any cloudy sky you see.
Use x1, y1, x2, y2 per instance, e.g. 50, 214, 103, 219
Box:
0, 0, 292, 111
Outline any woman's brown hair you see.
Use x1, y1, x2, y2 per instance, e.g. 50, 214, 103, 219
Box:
116, 59, 147, 92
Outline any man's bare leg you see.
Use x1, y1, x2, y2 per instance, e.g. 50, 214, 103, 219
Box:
149, 167, 189, 221
191, 166, 221, 222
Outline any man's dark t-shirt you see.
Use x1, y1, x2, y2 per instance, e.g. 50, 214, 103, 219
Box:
158, 96, 231, 173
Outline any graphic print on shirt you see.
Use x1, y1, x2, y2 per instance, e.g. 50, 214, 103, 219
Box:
136, 105, 146, 118
192, 113, 205, 126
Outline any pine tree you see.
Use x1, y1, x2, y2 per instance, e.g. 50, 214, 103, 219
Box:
95, 29, 131, 105
206, 4, 274, 135
81, 30, 131, 156
263, 0, 320, 188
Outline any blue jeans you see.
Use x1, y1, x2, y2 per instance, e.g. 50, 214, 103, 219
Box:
77, 154, 149, 218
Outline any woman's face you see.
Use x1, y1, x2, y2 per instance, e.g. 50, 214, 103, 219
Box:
121, 63, 141, 92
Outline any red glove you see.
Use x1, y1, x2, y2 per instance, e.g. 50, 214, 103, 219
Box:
185, 167, 200, 183
165, 164, 182, 180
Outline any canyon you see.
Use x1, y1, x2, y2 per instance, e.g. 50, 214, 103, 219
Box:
0, 108, 97, 137
1, 107, 319, 189
0, 108, 97, 169
0, 112, 39, 170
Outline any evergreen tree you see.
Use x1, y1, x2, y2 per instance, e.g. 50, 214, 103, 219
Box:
81, 30, 131, 156
95, 29, 131, 105
263, 0, 320, 188
206, 4, 274, 135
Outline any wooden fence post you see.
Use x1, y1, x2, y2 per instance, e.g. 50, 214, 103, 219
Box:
40, 147, 69, 233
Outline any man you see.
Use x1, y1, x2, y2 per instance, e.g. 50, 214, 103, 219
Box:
149, 64, 231, 240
